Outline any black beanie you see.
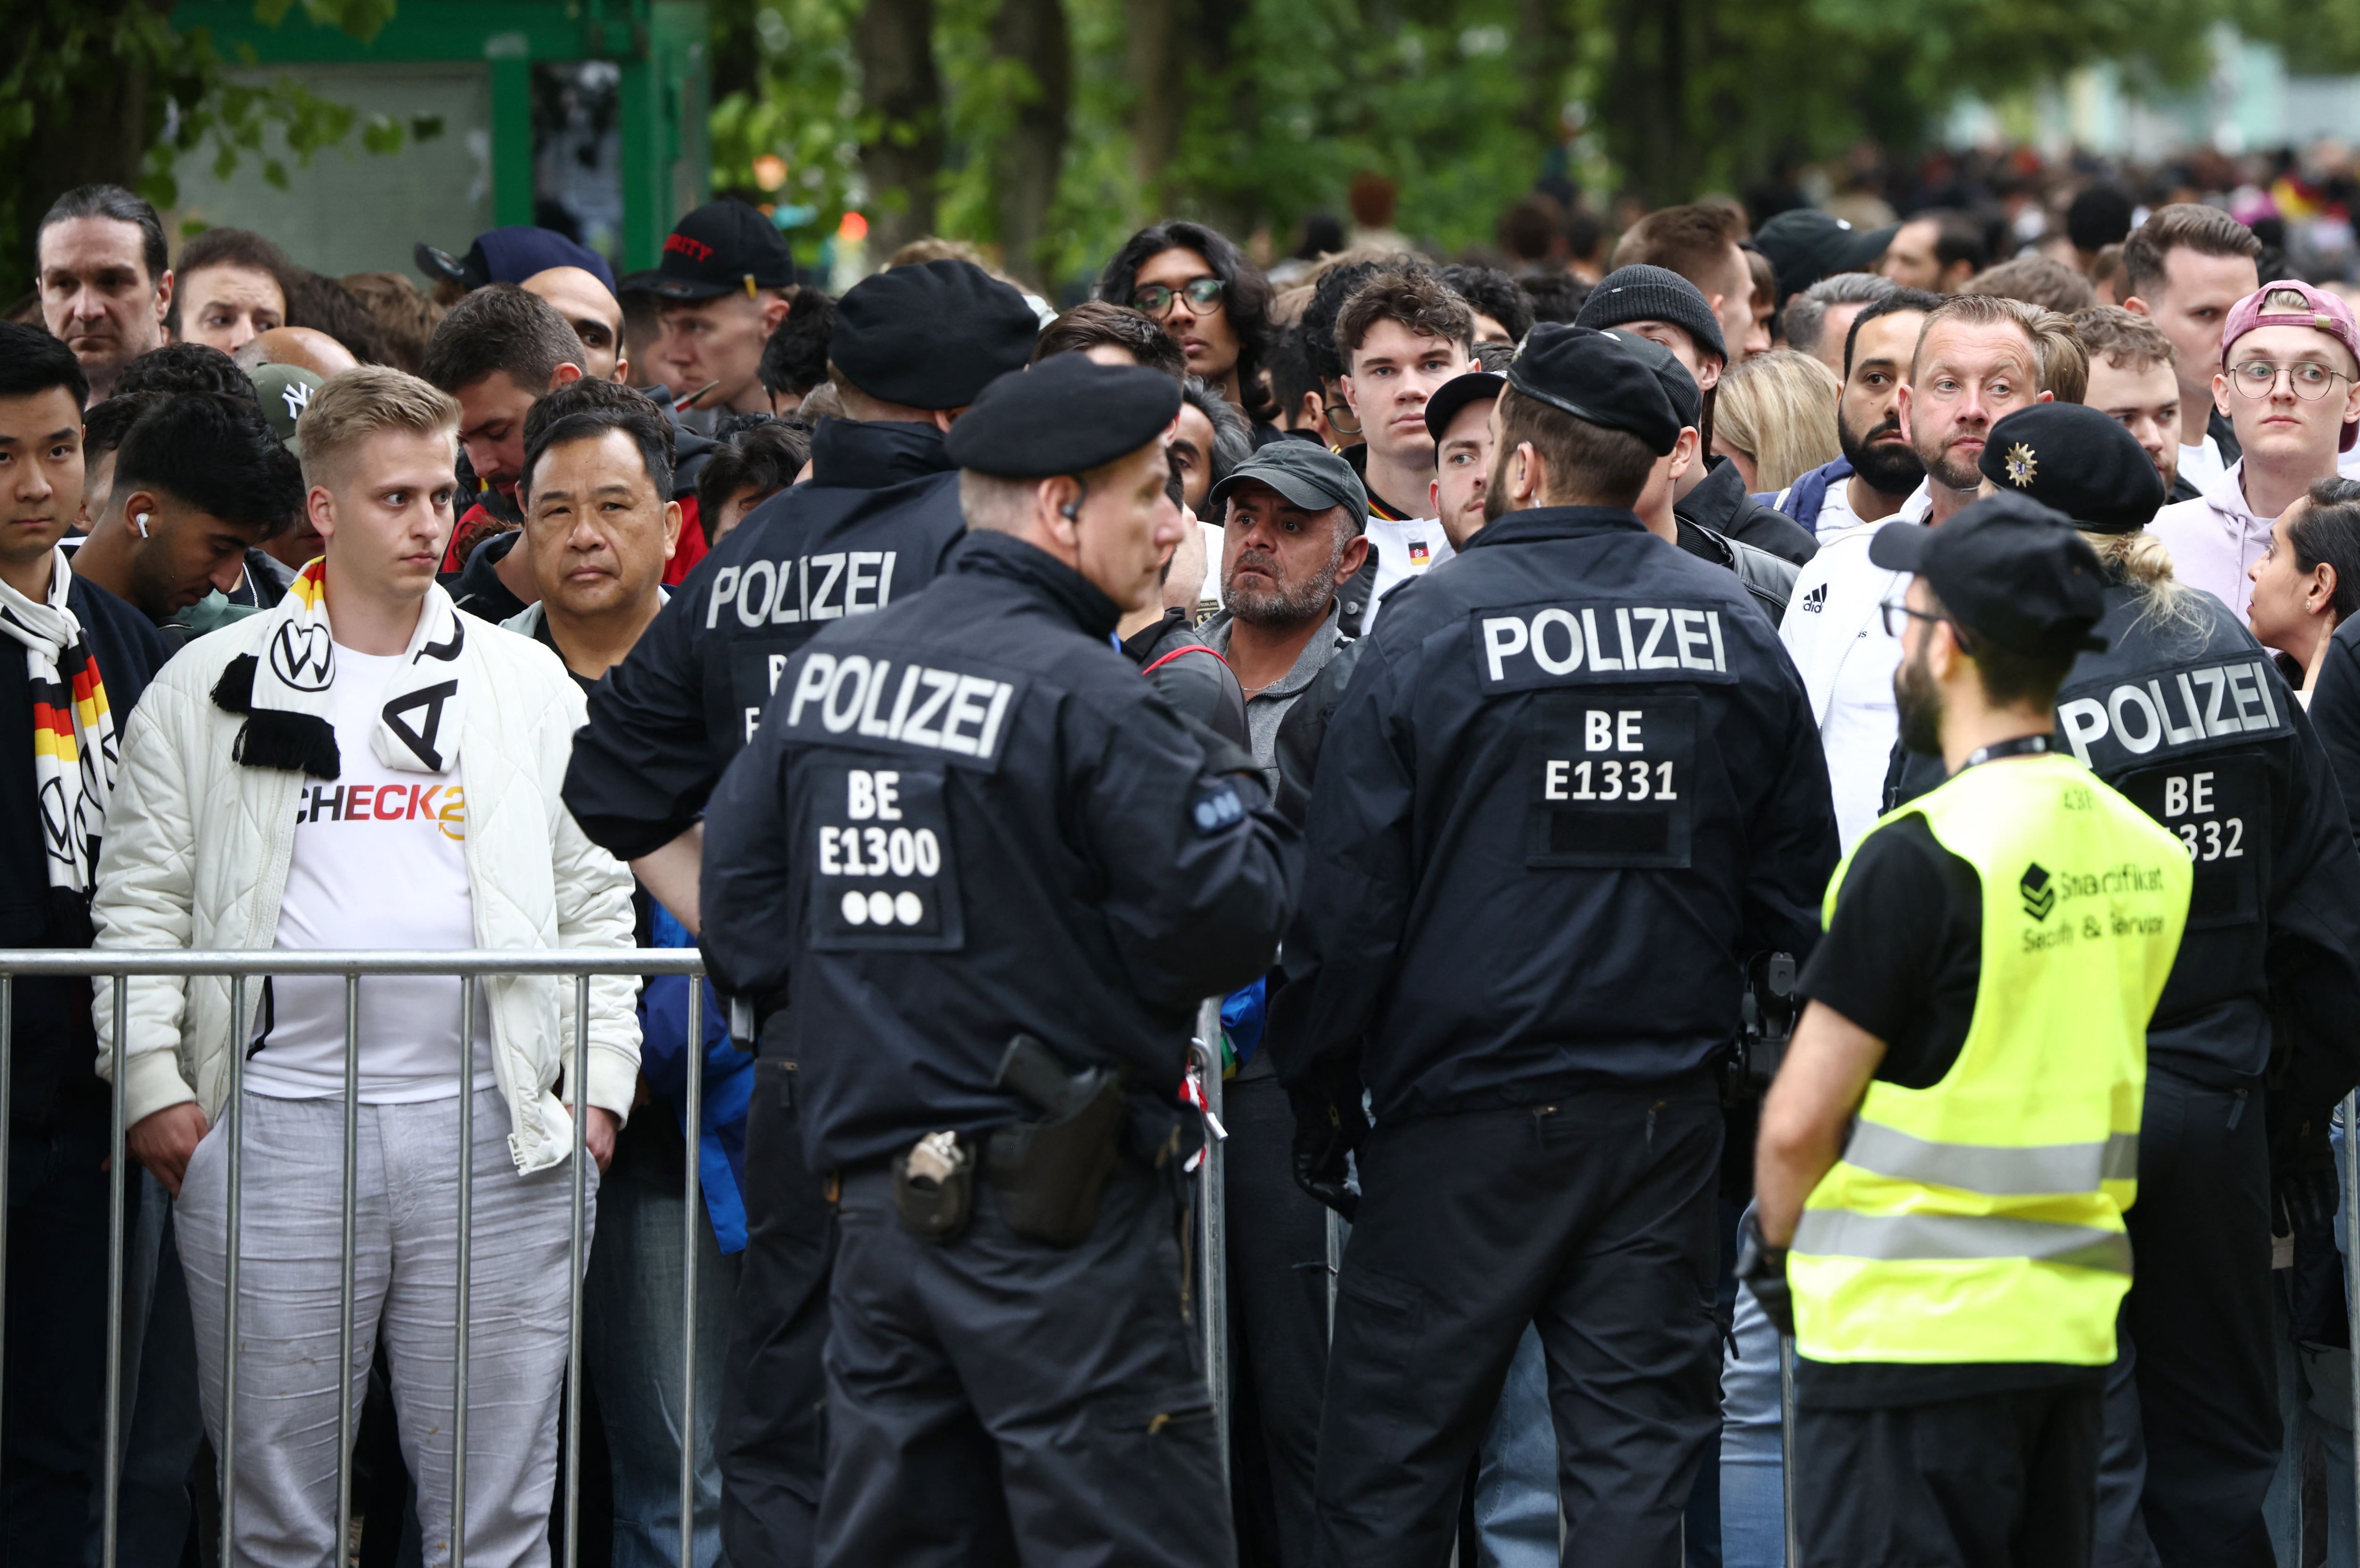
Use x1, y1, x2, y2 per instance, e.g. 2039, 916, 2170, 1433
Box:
1574, 264, 1729, 363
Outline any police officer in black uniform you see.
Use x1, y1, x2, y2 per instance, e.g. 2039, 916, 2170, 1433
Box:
1888, 402, 2360, 1566
1268, 326, 1839, 1565
697, 352, 1296, 1565
558, 257, 1040, 1567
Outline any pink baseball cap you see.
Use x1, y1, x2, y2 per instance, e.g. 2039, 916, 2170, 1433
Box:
2221, 279, 2360, 452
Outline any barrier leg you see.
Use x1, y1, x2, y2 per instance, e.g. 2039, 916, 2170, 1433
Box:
0, 974, 11, 1469
2345, 1092, 2358, 1554
679, 978, 703, 1568
102, 976, 127, 1568
564, 974, 590, 1568
220, 976, 245, 1564
1779, 1332, 1799, 1567
1195, 998, 1230, 1499
453, 977, 475, 1568
336, 976, 360, 1560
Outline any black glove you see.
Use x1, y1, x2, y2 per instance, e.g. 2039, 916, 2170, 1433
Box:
1288, 1060, 1369, 1221
1735, 1211, 1795, 1339
2269, 1089, 2340, 1239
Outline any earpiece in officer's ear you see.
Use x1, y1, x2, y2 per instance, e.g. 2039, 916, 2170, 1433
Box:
134, 513, 151, 539
1060, 502, 1079, 522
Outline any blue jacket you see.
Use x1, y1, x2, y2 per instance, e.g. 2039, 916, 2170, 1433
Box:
639, 904, 755, 1251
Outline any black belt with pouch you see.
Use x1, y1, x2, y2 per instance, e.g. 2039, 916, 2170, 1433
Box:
890, 1035, 1129, 1248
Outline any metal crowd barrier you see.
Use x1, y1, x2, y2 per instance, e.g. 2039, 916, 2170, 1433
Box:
0, 949, 1238, 1567
0, 949, 702, 1568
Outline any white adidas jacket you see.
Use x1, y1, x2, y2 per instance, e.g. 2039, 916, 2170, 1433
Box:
1778, 517, 1912, 852
90, 608, 640, 1174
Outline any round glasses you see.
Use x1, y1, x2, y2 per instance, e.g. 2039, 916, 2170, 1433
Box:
1133, 276, 1225, 318
2227, 360, 2354, 400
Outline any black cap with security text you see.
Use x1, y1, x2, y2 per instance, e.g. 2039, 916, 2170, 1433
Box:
1869, 492, 2110, 657
619, 200, 799, 301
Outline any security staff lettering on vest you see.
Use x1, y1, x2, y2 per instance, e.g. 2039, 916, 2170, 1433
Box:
554, 255, 1040, 1568
1891, 403, 2360, 1566
698, 353, 1294, 1567
1743, 493, 2191, 1566
1268, 326, 1837, 1566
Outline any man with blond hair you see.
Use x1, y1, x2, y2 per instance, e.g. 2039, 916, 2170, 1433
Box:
93, 365, 641, 1566
1780, 290, 2061, 849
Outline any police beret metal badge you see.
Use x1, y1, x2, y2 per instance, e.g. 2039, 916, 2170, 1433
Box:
2004, 443, 2038, 488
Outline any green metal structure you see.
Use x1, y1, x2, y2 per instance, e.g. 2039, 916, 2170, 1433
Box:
169, 0, 709, 270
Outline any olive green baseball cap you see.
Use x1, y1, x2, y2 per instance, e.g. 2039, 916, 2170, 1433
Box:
248, 362, 324, 458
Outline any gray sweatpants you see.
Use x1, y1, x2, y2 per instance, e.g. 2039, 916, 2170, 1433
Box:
176, 1089, 594, 1568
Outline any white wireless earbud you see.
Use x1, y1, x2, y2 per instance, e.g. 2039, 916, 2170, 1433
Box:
134, 513, 151, 539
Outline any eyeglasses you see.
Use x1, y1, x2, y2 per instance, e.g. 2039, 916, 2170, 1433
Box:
2227, 360, 2354, 400
1132, 276, 1225, 318
1879, 597, 1973, 650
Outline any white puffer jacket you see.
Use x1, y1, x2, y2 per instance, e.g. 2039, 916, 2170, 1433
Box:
91, 608, 640, 1174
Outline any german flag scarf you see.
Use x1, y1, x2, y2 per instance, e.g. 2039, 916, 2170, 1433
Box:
0, 549, 117, 894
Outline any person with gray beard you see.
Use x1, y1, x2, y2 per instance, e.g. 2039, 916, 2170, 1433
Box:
1197, 442, 1371, 784
1190, 437, 1367, 1566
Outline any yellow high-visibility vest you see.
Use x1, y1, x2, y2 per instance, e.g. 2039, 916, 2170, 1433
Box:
1790, 751, 2190, 1367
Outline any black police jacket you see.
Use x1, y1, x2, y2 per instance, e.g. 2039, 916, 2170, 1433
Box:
1264, 505, 1838, 1122
1895, 579, 2360, 1088
562, 419, 967, 860
698, 530, 1299, 1170
1676, 456, 1819, 567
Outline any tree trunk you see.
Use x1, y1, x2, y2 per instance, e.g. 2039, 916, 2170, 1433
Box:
1602, 0, 1696, 205
1513, 0, 1577, 153
15, 28, 158, 278
990, 0, 1070, 287
1126, 0, 1183, 213
855, 0, 945, 255
708, 0, 762, 108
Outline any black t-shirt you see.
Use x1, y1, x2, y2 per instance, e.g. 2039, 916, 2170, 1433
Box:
1792, 807, 2104, 1408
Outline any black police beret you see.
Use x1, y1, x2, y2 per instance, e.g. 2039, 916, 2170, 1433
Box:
1978, 403, 2167, 535
1505, 323, 1683, 456
944, 354, 1183, 478
1593, 329, 1702, 430
830, 259, 1041, 411
1870, 491, 2109, 658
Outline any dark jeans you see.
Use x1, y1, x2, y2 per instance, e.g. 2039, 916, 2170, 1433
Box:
716, 1057, 834, 1568
2098, 1066, 2276, 1568
1796, 1383, 2103, 1568
1, 1101, 118, 1565
1223, 1068, 1329, 1567
818, 1161, 1231, 1568
1309, 1079, 1724, 1568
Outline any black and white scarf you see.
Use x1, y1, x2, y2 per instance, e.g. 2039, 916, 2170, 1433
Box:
214, 559, 467, 777
0, 549, 118, 893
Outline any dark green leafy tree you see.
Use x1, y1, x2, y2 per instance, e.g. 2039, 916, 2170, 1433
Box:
1, 0, 411, 287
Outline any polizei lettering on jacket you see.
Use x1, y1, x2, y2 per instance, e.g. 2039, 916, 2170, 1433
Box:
2054, 658, 2290, 771
779, 649, 1023, 770
705, 550, 900, 629
1474, 599, 1737, 692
